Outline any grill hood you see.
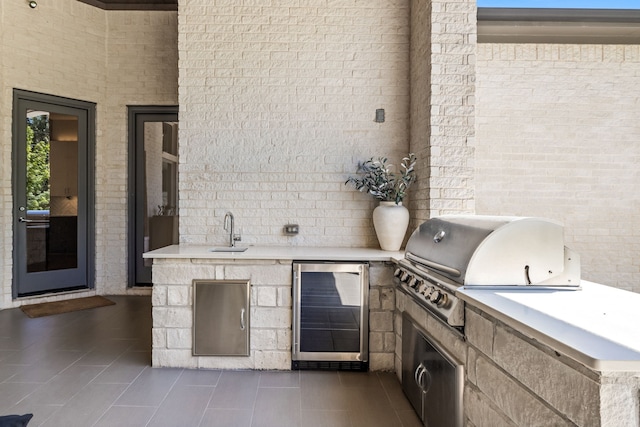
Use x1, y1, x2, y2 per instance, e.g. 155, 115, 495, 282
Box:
404, 215, 580, 288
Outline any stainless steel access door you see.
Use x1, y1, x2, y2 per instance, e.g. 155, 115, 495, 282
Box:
193, 280, 250, 356
402, 312, 464, 427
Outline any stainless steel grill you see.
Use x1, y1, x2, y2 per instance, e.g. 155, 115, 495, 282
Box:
394, 215, 581, 331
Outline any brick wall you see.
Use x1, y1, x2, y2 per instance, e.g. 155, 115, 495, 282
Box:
177, 0, 411, 247
408, 0, 476, 226
408, 0, 432, 229
0, 0, 107, 307
0, 0, 177, 307
0, 1, 7, 308
476, 44, 640, 292
100, 10, 178, 294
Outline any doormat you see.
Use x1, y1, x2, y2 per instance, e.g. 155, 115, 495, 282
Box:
20, 296, 115, 318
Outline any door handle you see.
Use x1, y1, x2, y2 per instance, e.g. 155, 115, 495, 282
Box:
240, 308, 246, 331
18, 217, 34, 223
414, 362, 432, 393
414, 363, 425, 387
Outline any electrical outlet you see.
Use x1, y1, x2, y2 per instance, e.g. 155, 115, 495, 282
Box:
284, 224, 299, 235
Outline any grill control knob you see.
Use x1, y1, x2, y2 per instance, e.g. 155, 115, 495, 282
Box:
408, 277, 417, 288
438, 293, 449, 307
393, 268, 402, 278
422, 286, 433, 298
418, 283, 429, 294
429, 290, 448, 307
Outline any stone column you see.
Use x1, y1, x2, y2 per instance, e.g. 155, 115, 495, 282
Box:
409, 0, 477, 226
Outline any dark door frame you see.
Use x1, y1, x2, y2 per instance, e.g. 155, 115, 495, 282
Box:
127, 105, 179, 287
12, 89, 96, 298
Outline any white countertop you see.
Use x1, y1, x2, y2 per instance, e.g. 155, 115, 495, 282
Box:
143, 244, 403, 262
457, 281, 640, 372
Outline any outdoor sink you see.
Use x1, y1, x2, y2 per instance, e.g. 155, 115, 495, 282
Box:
209, 247, 248, 253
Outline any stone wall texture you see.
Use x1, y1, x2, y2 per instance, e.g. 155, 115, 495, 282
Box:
466, 308, 598, 426
152, 259, 292, 369
152, 259, 396, 371
475, 43, 640, 292
464, 305, 640, 427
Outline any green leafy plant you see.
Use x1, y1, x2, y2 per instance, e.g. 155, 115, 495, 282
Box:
26, 118, 50, 211
345, 153, 417, 204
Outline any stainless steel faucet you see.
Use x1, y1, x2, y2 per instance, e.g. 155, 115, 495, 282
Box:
224, 212, 241, 247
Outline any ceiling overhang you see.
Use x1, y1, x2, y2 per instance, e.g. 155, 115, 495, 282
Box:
478, 8, 640, 44
75, 3, 640, 44
77, 0, 177, 11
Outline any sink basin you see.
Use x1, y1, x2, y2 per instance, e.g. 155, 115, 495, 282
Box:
209, 247, 248, 253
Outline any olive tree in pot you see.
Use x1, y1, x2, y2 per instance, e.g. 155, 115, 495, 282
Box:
345, 153, 417, 251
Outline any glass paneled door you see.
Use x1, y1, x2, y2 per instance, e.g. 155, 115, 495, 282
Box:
127, 106, 179, 286
13, 90, 95, 297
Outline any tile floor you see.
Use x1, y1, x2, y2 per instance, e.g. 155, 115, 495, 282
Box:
0, 296, 422, 427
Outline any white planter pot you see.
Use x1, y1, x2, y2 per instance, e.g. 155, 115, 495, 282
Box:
372, 201, 410, 251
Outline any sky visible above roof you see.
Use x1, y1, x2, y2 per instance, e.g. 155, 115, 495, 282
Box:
478, 0, 639, 8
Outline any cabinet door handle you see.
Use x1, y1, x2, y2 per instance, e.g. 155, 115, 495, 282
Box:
240, 308, 246, 331
414, 363, 425, 387
414, 362, 432, 393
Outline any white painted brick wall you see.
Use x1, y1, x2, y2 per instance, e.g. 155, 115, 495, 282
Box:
99, 10, 178, 295
177, 0, 411, 248
0, 0, 107, 308
0, 1, 178, 307
408, 0, 476, 227
476, 44, 640, 292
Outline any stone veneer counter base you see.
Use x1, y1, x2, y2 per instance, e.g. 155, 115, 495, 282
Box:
457, 281, 640, 371
457, 281, 640, 426
145, 245, 400, 372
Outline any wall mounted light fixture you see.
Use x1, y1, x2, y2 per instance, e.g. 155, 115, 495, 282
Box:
28, 1, 38, 8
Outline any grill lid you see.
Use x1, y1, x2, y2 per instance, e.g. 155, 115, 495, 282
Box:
405, 215, 580, 287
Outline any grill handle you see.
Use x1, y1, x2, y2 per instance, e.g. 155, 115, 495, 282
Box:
406, 253, 462, 278
524, 265, 532, 285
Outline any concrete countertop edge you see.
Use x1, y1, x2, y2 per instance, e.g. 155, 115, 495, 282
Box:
143, 244, 404, 262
